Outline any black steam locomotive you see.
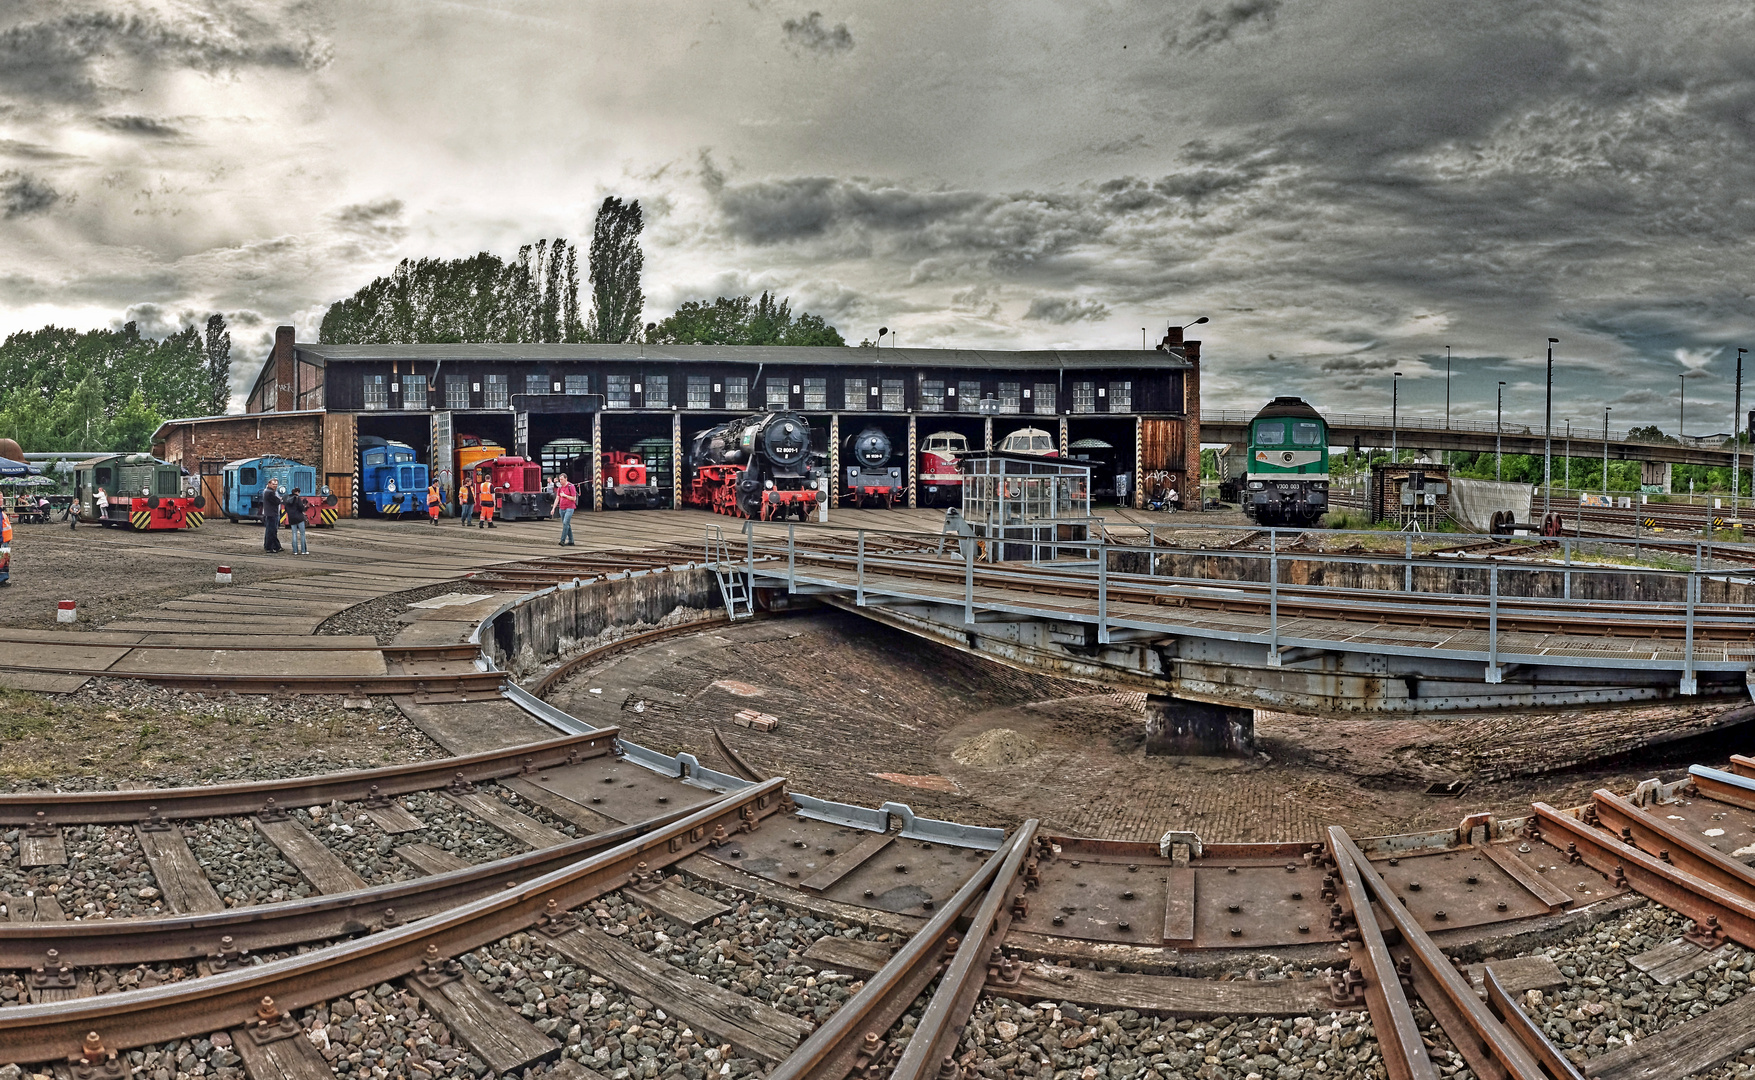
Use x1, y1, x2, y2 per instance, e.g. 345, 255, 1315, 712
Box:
842, 425, 905, 508
685, 410, 822, 520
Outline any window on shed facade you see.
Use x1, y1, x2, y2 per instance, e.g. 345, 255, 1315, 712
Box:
725, 377, 749, 411
802, 378, 827, 410
919, 379, 946, 412
958, 380, 982, 412
881, 379, 904, 411
843, 377, 867, 410
402, 375, 427, 410
766, 378, 790, 409
606, 375, 632, 409
1070, 381, 1096, 414
525, 374, 547, 397
363, 374, 388, 410
446, 376, 470, 409
687, 376, 711, 408
483, 374, 509, 409
998, 382, 1021, 414
1032, 382, 1056, 414
1109, 380, 1132, 412
646, 375, 669, 408
564, 374, 591, 395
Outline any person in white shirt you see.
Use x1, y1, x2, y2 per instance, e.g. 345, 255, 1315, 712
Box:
95, 487, 109, 522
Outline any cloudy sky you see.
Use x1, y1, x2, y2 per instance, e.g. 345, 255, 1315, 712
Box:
3, 0, 1755, 433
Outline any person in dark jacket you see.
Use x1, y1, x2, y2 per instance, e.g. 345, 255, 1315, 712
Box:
262, 479, 284, 553
286, 487, 309, 555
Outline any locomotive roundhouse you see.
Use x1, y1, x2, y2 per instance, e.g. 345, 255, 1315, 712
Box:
154, 325, 1202, 515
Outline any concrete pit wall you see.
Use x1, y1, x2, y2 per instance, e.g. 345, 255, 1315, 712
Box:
480, 567, 720, 676
1112, 551, 1755, 605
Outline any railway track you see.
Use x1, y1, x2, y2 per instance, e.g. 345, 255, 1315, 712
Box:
776, 544, 1755, 642
17, 522, 1755, 1080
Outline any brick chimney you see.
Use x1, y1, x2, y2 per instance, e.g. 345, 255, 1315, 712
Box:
274, 325, 295, 411
1183, 339, 1201, 485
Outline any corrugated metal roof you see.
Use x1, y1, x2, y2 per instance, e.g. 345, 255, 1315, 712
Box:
290, 342, 1191, 371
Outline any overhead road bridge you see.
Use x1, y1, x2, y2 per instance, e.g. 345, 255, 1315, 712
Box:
1203, 410, 1739, 468
713, 522, 1755, 752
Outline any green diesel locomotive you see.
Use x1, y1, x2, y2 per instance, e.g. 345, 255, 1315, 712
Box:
1243, 396, 1329, 526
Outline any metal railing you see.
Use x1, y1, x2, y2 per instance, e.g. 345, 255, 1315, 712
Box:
749, 519, 1755, 693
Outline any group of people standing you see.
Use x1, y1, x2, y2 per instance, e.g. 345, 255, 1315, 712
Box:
260, 473, 587, 552
449, 475, 500, 529
260, 479, 312, 554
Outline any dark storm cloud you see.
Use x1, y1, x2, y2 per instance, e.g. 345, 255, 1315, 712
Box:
1167, 0, 1283, 53
1024, 297, 1109, 324
0, 170, 59, 217
781, 12, 853, 55
0, 4, 331, 106
333, 198, 406, 237
96, 114, 183, 138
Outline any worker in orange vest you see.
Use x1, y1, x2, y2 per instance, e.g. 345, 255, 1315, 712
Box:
426, 480, 442, 525
0, 505, 12, 586
477, 475, 496, 529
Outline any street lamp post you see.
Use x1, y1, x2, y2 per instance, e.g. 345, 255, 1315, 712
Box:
1603, 407, 1612, 496
1496, 381, 1506, 481
1680, 374, 1686, 440
1566, 419, 1571, 490
1544, 337, 1558, 522
1736, 348, 1746, 522
1391, 372, 1403, 463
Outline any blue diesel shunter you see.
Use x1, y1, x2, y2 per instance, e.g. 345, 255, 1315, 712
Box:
221, 456, 318, 523
359, 437, 428, 517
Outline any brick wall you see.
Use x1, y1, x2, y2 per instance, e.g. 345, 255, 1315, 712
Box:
157, 414, 325, 471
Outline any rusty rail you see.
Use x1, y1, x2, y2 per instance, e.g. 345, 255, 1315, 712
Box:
1329, 828, 1554, 1080
0, 731, 616, 824
0, 807, 696, 968
889, 820, 1040, 1080
1533, 800, 1755, 949
0, 778, 791, 1064
767, 823, 1039, 1080
1325, 830, 1435, 1080
1588, 789, 1755, 899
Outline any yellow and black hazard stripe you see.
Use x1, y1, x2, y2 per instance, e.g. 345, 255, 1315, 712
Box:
318, 505, 339, 527
129, 509, 152, 530
184, 509, 204, 529
1714, 517, 1726, 528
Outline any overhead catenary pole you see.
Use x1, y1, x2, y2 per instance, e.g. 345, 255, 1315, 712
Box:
1391, 371, 1402, 463
1496, 381, 1506, 482
1603, 407, 1612, 496
1544, 337, 1557, 522
1443, 344, 1452, 466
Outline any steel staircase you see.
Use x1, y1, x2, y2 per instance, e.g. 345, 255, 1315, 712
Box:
704, 525, 754, 619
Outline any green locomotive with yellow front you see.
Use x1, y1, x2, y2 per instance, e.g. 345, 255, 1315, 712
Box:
1243, 396, 1329, 526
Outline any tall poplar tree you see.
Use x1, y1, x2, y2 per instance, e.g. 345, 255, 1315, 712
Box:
585, 197, 645, 344
203, 314, 231, 414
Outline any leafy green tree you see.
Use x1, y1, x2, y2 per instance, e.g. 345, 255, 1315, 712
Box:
109, 389, 162, 451
319, 242, 583, 344
1626, 425, 1674, 444
649, 292, 845, 346
203, 314, 231, 415
585, 198, 645, 343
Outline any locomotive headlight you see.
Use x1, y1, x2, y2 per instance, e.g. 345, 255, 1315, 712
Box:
387, 481, 396, 492
1248, 481, 1264, 490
